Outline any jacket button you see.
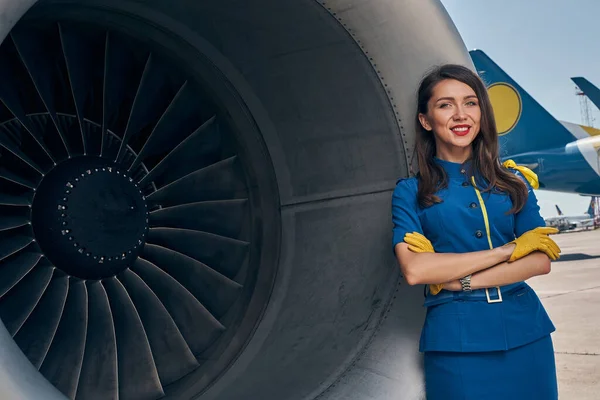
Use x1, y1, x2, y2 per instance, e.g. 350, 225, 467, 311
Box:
475, 230, 483, 238
469, 202, 478, 208
462, 181, 470, 187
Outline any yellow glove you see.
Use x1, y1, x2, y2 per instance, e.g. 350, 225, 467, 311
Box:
502, 159, 539, 189
404, 232, 434, 253
403, 232, 444, 295
507, 227, 561, 262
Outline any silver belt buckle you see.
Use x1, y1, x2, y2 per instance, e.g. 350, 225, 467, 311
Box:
485, 286, 503, 303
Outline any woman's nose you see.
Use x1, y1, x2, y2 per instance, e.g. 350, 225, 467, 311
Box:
453, 106, 468, 120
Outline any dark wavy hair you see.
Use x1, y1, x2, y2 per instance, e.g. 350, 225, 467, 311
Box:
414, 64, 527, 213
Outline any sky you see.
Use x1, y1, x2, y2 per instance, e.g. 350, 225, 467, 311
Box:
440, 0, 600, 218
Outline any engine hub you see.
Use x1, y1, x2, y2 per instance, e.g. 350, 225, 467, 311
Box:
32, 154, 148, 279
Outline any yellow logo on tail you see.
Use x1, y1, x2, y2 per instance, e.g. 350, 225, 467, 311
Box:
488, 83, 522, 136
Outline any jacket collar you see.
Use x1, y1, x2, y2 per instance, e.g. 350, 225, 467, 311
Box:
433, 157, 473, 180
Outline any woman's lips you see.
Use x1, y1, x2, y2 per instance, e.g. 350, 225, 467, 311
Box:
451, 125, 471, 136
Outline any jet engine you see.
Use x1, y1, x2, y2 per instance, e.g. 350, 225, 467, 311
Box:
0, 0, 471, 398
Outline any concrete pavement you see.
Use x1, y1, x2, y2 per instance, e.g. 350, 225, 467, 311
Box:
528, 228, 600, 399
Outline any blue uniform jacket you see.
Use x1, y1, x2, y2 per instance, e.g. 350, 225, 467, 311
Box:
392, 158, 555, 352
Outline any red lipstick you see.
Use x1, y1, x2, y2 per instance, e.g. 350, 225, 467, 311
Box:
451, 124, 471, 136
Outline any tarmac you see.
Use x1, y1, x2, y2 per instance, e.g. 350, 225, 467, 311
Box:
528, 228, 600, 399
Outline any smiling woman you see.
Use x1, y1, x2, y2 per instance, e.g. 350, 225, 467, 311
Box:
392, 64, 561, 399
412, 65, 529, 211
417, 79, 482, 161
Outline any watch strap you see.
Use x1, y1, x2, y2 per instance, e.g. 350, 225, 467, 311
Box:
459, 274, 472, 292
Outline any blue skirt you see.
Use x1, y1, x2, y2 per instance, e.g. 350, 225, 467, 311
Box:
424, 335, 558, 399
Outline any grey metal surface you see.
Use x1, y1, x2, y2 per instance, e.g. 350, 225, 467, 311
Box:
0, 0, 472, 399
0, 0, 37, 41
0, 320, 66, 399
320, 0, 474, 175
159, 0, 469, 398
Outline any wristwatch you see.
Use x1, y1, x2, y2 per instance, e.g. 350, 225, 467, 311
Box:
460, 275, 472, 292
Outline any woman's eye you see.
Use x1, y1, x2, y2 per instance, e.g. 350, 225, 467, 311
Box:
439, 103, 451, 108
466, 101, 478, 106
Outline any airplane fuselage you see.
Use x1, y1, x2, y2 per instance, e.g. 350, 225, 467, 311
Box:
503, 122, 600, 195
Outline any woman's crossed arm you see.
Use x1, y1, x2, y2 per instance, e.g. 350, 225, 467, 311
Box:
394, 242, 516, 286
444, 251, 551, 291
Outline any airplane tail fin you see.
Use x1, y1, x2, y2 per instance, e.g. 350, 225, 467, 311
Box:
555, 205, 563, 216
571, 77, 600, 111
587, 196, 597, 217
469, 50, 575, 157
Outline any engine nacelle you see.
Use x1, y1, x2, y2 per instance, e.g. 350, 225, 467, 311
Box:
0, 1, 472, 399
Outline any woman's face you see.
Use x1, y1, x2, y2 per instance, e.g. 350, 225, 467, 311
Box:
418, 79, 481, 158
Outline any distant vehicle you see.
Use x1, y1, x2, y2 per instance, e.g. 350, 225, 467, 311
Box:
544, 216, 570, 232
470, 50, 600, 196
544, 197, 599, 231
